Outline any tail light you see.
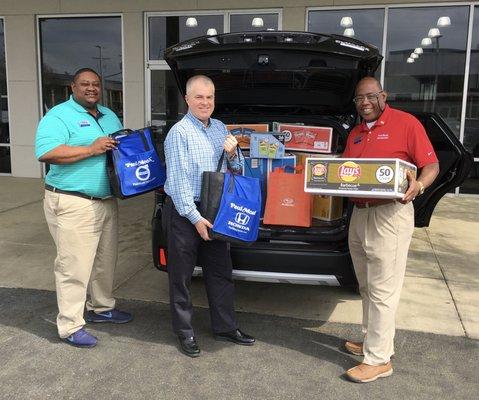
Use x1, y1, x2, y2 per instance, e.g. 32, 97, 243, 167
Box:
159, 248, 167, 268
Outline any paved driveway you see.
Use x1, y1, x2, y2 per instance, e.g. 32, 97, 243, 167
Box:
1, 288, 478, 400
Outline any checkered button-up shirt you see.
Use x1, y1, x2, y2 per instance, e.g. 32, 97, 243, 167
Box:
164, 111, 242, 225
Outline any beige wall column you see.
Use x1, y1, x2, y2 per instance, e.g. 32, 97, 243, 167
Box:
5, 14, 42, 178
122, 12, 145, 129
282, 7, 307, 31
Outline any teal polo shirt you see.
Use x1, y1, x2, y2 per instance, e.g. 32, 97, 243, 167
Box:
35, 96, 123, 198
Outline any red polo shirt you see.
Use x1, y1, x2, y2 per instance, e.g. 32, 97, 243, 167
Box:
343, 104, 438, 204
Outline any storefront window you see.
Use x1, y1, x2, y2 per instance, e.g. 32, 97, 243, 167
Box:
147, 11, 279, 129
385, 6, 469, 138
462, 6, 479, 194
150, 69, 187, 130
308, 9, 384, 79
148, 15, 224, 61
230, 13, 278, 32
38, 17, 123, 118
0, 19, 11, 174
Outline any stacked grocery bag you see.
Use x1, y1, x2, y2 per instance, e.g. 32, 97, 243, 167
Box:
226, 122, 343, 228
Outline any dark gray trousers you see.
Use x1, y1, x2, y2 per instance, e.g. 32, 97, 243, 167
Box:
164, 197, 237, 338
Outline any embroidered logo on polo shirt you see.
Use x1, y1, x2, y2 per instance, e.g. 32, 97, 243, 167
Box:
353, 136, 362, 144
79, 120, 91, 127
377, 132, 389, 140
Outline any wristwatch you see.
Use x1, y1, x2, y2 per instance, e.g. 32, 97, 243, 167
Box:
418, 181, 425, 196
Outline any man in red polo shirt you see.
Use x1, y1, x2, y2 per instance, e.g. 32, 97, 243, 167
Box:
343, 77, 439, 383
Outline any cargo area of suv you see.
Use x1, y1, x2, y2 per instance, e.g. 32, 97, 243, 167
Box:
151, 31, 472, 287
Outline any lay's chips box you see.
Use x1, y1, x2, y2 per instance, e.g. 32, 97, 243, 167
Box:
304, 158, 417, 198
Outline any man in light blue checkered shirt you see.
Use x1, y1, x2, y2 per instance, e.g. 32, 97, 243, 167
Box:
163, 75, 255, 358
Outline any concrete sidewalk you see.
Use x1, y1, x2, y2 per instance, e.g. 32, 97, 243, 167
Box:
0, 176, 478, 340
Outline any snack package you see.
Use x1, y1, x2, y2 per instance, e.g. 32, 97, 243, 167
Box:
226, 124, 269, 149
250, 133, 286, 159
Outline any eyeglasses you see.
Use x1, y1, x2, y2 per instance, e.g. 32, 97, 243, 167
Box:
353, 91, 384, 104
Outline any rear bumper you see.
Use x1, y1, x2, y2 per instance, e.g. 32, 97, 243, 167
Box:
152, 209, 356, 286
194, 267, 340, 285
230, 243, 355, 286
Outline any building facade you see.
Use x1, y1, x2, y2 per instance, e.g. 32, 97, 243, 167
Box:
0, 0, 477, 195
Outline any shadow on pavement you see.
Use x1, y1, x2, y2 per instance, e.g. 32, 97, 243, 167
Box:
0, 287, 356, 370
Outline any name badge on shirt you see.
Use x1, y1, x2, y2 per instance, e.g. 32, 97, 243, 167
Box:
377, 132, 389, 140
79, 120, 91, 127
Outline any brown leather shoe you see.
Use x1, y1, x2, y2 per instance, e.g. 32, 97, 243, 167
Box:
345, 362, 393, 383
344, 341, 395, 358
345, 341, 364, 356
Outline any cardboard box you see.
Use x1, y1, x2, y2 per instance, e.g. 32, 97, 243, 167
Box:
304, 158, 417, 198
276, 124, 334, 153
250, 133, 286, 159
293, 152, 340, 170
243, 154, 296, 179
226, 124, 269, 149
272, 122, 303, 131
312, 195, 343, 221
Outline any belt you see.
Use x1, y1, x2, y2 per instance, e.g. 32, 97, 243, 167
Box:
355, 199, 396, 209
45, 184, 104, 201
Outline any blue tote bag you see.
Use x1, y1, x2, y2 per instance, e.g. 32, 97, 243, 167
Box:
211, 171, 261, 244
107, 127, 166, 199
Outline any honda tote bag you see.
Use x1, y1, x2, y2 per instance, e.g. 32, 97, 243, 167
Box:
212, 172, 261, 243
199, 151, 227, 225
200, 150, 261, 244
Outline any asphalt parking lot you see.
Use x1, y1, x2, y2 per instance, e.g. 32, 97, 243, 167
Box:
0, 176, 478, 399
1, 287, 478, 400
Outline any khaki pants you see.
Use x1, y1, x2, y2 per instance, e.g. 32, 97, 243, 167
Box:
43, 190, 118, 338
348, 201, 414, 366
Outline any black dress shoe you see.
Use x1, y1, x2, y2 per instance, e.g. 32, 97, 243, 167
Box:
178, 336, 200, 358
214, 329, 255, 346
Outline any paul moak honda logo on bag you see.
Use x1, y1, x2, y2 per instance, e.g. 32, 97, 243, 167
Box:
235, 212, 250, 225
227, 202, 257, 232
124, 157, 157, 186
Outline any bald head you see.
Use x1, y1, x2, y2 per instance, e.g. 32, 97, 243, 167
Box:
355, 77, 382, 95
354, 77, 387, 122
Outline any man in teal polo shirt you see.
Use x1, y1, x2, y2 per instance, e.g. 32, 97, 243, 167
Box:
35, 68, 132, 348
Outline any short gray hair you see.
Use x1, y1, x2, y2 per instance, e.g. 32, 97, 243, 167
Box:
186, 75, 215, 95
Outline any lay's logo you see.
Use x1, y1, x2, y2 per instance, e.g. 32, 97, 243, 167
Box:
338, 161, 361, 182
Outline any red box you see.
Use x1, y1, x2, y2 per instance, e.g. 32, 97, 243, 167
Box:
276, 124, 334, 153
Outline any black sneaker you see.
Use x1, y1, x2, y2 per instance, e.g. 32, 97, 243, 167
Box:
86, 309, 133, 324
